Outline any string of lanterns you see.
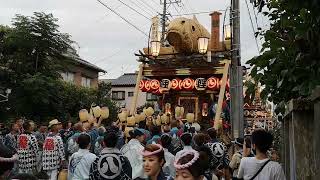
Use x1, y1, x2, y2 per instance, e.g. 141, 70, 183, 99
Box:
139, 77, 230, 94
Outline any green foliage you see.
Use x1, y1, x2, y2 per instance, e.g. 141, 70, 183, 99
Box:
0, 12, 117, 124
248, 0, 320, 113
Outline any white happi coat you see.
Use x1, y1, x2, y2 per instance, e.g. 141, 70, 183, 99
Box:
68, 149, 97, 180
120, 138, 145, 179
17, 133, 40, 173
42, 133, 65, 170
163, 148, 176, 177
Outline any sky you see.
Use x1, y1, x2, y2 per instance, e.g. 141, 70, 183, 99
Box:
0, 0, 269, 79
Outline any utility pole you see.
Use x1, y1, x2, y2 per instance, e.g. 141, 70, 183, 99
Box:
230, 0, 244, 138
161, 0, 167, 45
160, 0, 181, 45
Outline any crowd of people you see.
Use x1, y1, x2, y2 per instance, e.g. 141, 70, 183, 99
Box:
0, 116, 285, 180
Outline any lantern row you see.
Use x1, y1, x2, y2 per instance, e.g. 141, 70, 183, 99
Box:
139, 77, 230, 94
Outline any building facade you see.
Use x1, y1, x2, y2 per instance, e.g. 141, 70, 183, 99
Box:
60, 49, 106, 88
101, 73, 156, 109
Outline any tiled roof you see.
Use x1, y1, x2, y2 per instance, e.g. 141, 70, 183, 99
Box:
74, 57, 106, 73
64, 49, 106, 73
101, 73, 138, 86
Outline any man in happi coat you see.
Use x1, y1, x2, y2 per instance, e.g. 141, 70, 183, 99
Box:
42, 119, 65, 180
17, 120, 40, 173
90, 128, 132, 180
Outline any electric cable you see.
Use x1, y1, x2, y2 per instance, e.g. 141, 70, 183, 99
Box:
96, 0, 148, 37
245, 0, 260, 54
116, 0, 151, 20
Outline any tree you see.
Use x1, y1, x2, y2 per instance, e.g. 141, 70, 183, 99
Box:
0, 13, 117, 124
247, 0, 320, 113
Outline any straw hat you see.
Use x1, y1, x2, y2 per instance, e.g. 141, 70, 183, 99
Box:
48, 119, 61, 128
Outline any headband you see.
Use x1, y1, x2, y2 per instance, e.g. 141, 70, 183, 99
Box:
174, 150, 199, 169
141, 144, 163, 157
0, 154, 17, 162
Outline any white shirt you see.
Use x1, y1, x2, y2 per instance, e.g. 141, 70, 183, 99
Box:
121, 138, 145, 179
163, 148, 175, 177
175, 146, 193, 159
68, 149, 97, 180
237, 157, 285, 180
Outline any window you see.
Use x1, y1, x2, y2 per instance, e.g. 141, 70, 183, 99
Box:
146, 93, 158, 101
60, 72, 75, 83
128, 92, 134, 97
81, 77, 92, 88
112, 91, 125, 100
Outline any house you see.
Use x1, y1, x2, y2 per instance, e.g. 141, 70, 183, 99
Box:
101, 73, 157, 109
60, 49, 106, 88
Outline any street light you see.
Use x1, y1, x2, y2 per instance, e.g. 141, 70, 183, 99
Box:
224, 25, 231, 40
150, 40, 161, 57
197, 37, 209, 54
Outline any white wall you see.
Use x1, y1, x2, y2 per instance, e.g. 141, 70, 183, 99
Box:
111, 86, 148, 110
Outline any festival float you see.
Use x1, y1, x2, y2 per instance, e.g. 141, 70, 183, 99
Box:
130, 12, 233, 130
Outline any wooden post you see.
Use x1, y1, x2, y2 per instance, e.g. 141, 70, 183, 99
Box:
214, 61, 230, 130
130, 64, 144, 115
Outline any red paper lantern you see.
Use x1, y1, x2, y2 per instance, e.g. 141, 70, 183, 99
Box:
217, 78, 230, 91
145, 80, 151, 92
160, 79, 171, 91
139, 80, 146, 92
195, 78, 207, 91
207, 77, 219, 90
139, 80, 151, 92
150, 79, 160, 90
171, 79, 182, 91
182, 78, 195, 90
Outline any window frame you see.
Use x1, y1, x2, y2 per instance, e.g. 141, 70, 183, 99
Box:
112, 91, 126, 100
128, 92, 134, 97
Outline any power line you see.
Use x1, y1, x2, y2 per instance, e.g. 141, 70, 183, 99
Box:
172, 3, 182, 16
96, 0, 148, 37
171, 10, 226, 16
135, 0, 159, 16
139, 0, 161, 14
251, 2, 260, 30
127, 0, 155, 17
184, 0, 195, 13
116, 0, 150, 20
245, 0, 260, 54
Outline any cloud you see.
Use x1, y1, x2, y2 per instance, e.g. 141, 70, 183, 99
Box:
0, 0, 268, 78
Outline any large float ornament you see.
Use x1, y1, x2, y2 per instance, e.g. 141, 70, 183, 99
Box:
182, 78, 195, 90
171, 79, 183, 91
207, 77, 219, 90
